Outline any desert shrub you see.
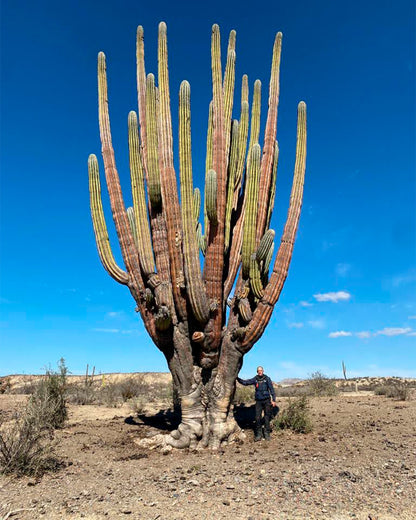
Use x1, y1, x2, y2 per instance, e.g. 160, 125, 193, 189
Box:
66, 384, 96, 405
375, 383, 410, 401
129, 396, 147, 414
234, 385, 255, 404
307, 371, 338, 397
275, 385, 309, 398
0, 360, 67, 476
273, 396, 312, 433
0, 377, 12, 394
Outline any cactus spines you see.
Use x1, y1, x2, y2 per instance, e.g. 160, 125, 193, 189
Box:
242, 143, 261, 277
256, 229, 275, 263
179, 80, 210, 324
89, 23, 306, 449
205, 169, 217, 225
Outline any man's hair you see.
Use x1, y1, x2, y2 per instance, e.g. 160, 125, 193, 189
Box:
257, 366, 264, 372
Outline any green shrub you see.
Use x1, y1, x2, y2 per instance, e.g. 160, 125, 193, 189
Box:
307, 371, 338, 396
273, 396, 312, 433
234, 385, 255, 404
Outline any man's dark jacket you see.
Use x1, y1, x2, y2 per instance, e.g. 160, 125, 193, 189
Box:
237, 374, 276, 401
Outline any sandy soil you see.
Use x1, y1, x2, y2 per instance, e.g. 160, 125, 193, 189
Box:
1, 392, 415, 520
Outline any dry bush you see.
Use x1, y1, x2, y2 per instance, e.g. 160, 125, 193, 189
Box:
375, 383, 410, 401
275, 385, 309, 398
66, 384, 96, 405
234, 385, 255, 404
273, 396, 312, 433
307, 371, 338, 397
0, 360, 67, 476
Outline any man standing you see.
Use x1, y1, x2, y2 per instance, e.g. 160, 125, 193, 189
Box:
237, 366, 277, 441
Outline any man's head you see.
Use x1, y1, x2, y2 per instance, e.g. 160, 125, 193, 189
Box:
257, 366, 264, 376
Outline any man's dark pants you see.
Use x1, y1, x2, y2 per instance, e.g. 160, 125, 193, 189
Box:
255, 398, 272, 435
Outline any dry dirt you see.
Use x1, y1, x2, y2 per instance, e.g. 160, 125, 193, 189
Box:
1, 389, 415, 520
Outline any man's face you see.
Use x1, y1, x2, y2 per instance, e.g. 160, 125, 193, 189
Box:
257, 367, 264, 376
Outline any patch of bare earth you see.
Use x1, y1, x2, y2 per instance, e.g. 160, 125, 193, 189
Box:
1, 392, 415, 519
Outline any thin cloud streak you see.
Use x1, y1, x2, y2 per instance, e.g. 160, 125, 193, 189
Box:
328, 331, 352, 338
314, 291, 351, 303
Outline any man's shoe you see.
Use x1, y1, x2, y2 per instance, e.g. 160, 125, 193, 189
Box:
264, 431, 271, 441
254, 434, 262, 442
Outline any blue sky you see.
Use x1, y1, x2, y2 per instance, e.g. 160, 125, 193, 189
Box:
1, 0, 415, 380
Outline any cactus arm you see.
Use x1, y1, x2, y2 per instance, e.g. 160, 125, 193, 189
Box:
241, 143, 261, 278
202, 24, 227, 350
128, 111, 156, 278
249, 253, 264, 299
126, 207, 138, 248
232, 100, 249, 210
224, 119, 239, 252
88, 154, 129, 285
256, 229, 275, 262
136, 26, 148, 178
179, 81, 210, 323
145, 74, 162, 209
204, 101, 214, 239
97, 52, 144, 296
193, 188, 201, 224
256, 32, 282, 243
265, 141, 279, 230
205, 169, 217, 224
158, 22, 187, 320
223, 30, 236, 162
242, 101, 307, 349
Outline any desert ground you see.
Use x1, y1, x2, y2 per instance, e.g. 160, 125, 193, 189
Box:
0, 374, 415, 520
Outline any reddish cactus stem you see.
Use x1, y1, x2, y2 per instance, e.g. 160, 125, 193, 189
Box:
256, 32, 282, 243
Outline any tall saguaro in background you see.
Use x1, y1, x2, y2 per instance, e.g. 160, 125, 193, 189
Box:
88, 22, 307, 449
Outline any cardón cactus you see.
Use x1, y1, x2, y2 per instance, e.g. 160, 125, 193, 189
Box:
88, 22, 307, 450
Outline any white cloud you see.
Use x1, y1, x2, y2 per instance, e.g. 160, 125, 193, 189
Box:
406, 331, 416, 336
376, 327, 412, 337
335, 263, 351, 277
299, 301, 313, 307
106, 311, 124, 318
356, 331, 371, 339
408, 315, 416, 320
328, 331, 352, 338
308, 319, 326, 330
92, 328, 119, 333
288, 322, 304, 329
313, 291, 351, 303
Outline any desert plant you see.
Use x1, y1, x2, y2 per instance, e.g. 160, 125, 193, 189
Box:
375, 383, 410, 401
307, 371, 338, 397
342, 360, 347, 380
88, 22, 307, 449
234, 385, 256, 404
0, 360, 67, 476
273, 396, 312, 433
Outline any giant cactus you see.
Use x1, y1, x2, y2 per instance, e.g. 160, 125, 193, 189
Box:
88, 22, 307, 449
